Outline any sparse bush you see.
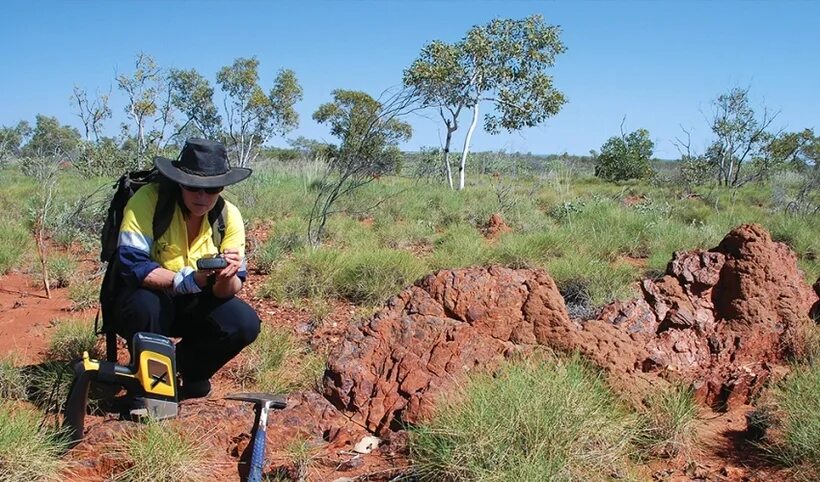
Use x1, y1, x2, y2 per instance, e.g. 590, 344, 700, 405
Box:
409, 355, 639, 481
637, 385, 700, 458
0, 401, 69, 482
114, 420, 210, 482
594, 129, 654, 182
47, 318, 100, 361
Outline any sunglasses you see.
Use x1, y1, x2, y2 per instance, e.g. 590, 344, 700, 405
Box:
181, 185, 224, 194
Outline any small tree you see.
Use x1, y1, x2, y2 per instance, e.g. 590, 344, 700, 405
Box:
707, 87, 778, 186
21, 115, 81, 159
308, 89, 413, 246
216, 58, 302, 167
0, 121, 31, 164
594, 127, 654, 181
71, 86, 111, 142
116, 53, 175, 163
404, 15, 567, 190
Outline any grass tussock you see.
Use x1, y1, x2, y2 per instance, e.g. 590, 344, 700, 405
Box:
0, 222, 30, 275
761, 364, 820, 480
0, 357, 27, 402
0, 401, 69, 482
409, 355, 639, 481
47, 318, 100, 361
113, 420, 211, 482
637, 385, 700, 458
68, 279, 99, 311
45, 254, 77, 288
226, 326, 325, 394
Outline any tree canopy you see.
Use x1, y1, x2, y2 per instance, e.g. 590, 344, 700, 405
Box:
404, 14, 567, 190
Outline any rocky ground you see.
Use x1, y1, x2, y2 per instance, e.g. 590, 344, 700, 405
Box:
1, 223, 817, 481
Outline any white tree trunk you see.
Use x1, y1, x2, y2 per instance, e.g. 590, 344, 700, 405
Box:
458, 104, 480, 191
443, 128, 454, 190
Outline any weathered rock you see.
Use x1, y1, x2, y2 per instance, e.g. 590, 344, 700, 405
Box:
323, 224, 819, 433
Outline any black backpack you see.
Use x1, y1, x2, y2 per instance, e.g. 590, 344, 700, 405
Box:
97, 168, 226, 361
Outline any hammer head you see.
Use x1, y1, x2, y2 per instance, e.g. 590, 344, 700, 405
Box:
225, 392, 287, 409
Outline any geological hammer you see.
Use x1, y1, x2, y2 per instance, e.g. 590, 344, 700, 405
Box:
226, 392, 287, 482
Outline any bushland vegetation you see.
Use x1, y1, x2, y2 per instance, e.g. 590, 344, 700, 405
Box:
0, 13, 818, 480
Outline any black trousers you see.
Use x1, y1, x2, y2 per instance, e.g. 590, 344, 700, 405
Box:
114, 288, 260, 382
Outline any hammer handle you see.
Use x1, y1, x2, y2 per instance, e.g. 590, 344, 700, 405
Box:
248, 405, 269, 482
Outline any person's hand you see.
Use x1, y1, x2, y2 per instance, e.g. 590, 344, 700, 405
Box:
217, 248, 242, 281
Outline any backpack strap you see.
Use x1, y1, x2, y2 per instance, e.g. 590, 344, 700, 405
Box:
152, 180, 175, 243
208, 196, 227, 251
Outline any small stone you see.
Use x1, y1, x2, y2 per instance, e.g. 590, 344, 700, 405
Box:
352, 435, 381, 454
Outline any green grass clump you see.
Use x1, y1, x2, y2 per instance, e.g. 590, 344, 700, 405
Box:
228, 326, 324, 394
47, 318, 100, 361
409, 355, 638, 481
258, 248, 347, 301
0, 222, 30, 275
0, 357, 26, 401
46, 254, 77, 288
68, 279, 99, 311
637, 385, 700, 458
336, 248, 427, 305
0, 401, 69, 481
763, 364, 820, 479
114, 421, 210, 482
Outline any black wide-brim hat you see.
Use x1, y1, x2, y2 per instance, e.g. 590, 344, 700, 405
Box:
154, 138, 251, 188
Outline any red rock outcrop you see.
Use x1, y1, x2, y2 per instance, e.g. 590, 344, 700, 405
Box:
323, 224, 818, 434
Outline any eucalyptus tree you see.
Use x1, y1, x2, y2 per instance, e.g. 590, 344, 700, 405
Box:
216, 57, 302, 167
707, 87, 778, 186
0, 121, 31, 164
116, 53, 174, 161
22, 115, 81, 158
404, 15, 567, 190
168, 68, 222, 139
308, 88, 414, 246
71, 86, 111, 142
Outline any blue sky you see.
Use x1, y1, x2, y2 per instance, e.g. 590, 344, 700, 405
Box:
1, 0, 817, 159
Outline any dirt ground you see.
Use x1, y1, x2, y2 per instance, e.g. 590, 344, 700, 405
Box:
0, 234, 811, 481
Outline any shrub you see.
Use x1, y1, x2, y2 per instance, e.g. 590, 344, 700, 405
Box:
0, 401, 69, 482
113, 420, 210, 482
409, 355, 638, 481
47, 318, 100, 361
637, 385, 700, 458
594, 129, 654, 182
